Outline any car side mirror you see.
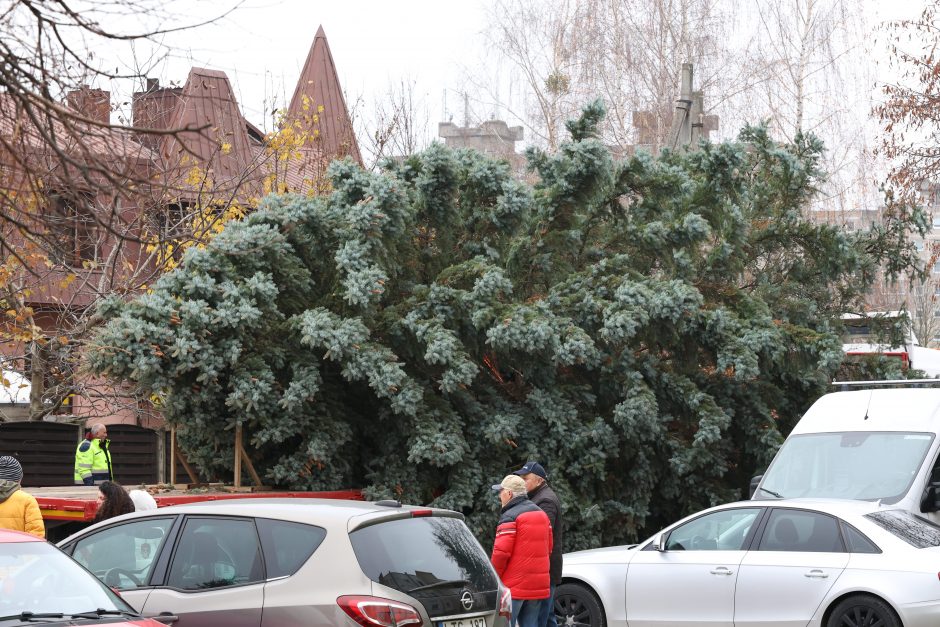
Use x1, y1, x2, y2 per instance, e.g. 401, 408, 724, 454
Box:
749, 474, 763, 498
921, 484, 940, 513
651, 533, 666, 552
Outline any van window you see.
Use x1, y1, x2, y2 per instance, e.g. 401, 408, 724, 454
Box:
758, 432, 933, 504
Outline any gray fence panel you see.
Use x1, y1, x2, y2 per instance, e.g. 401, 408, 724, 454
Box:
0, 422, 162, 487
0, 422, 80, 487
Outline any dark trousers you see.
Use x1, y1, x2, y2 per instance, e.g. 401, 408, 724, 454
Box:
537, 583, 557, 627
511, 599, 543, 627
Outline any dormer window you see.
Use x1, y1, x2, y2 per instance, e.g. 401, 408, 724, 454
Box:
46, 190, 98, 267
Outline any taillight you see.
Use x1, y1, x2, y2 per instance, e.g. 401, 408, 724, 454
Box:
337, 595, 423, 627
411, 509, 433, 518
498, 586, 512, 620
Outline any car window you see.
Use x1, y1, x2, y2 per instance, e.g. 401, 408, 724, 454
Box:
256, 518, 326, 578
167, 517, 264, 590
865, 510, 940, 548
758, 509, 844, 552
841, 522, 881, 553
665, 508, 761, 551
350, 516, 498, 593
71, 517, 174, 590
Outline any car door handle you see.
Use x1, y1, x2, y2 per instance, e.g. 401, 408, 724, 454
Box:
804, 570, 829, 579
153, 613, 179, 624
709, 567, 734, 576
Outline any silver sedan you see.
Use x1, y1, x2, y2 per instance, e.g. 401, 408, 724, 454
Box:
557, 499, 940, 627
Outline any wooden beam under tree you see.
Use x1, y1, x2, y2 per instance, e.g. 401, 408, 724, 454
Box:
234, 423, 242, 488
176, 449, 200, 486
171, 428, 199, 486
240, 445, 263, 487
169, 427, 176, 485
232, 423, 267, 490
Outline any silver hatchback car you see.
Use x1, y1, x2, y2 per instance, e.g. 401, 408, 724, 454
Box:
58, 498, 511, 627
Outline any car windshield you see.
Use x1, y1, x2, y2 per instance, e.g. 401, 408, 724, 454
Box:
758, 431, 933, 503
350, 516, 498, 594
0, 541, 133, 620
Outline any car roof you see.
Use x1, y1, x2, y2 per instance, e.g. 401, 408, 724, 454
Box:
793, 388, 940, 434
714, 497, 888, 520
60, 497, 462, 540
0, 528, 44, 543
152, 497, 423, 517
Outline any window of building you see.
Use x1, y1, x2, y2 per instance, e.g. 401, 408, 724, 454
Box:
155, 201, 193, 239
46, 190, 98, 267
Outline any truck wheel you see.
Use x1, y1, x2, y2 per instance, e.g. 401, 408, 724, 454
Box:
826, 595, 899, 627
554, 582, 605, 627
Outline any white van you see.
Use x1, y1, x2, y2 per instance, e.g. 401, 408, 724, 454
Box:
751, 382, 940, 523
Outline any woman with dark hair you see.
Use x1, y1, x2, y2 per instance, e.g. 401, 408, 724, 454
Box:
92, 480, 135, 523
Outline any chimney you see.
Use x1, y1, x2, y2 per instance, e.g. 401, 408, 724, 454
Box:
66, 87, 110, 124
132, 77, 182, 147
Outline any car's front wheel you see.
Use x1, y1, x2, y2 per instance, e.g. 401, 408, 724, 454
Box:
554, 582, 605, 627
826, 595, 900, 627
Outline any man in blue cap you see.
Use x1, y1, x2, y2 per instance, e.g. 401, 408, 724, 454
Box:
514, 461, 563, 627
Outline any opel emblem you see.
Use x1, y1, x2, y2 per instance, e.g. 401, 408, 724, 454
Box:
460, 590, 474, 611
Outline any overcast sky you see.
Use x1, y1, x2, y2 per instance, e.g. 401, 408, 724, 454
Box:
113, 0, 489, 130
96, 0, 928, 144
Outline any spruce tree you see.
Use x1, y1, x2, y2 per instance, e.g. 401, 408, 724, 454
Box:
90, 103, 923, 548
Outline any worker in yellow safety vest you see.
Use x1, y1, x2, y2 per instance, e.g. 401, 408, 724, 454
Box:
74, 423, 113, 485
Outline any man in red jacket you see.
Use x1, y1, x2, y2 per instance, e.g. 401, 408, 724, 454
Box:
490, 474, 553, 627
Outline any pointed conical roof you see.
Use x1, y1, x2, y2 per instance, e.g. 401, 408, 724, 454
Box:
287, 26, 362, 166
160, 68, 260, 198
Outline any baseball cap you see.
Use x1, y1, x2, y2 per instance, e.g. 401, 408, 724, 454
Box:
513, 461, 547, 480
491, 474, 527, 493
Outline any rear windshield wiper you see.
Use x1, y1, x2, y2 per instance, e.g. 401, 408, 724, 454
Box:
70, 609, 138, 620
408, 578, 470, 593
759, 487, 784, 498
0, 612, 65, 622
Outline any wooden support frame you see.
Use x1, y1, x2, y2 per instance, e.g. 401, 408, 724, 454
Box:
168, 424, 266, 491
169, 427, 199, 486
233, 423, 265, 490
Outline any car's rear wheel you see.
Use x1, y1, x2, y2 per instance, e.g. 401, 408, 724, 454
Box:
826, 595, 900, 627
554, 582, 605, 627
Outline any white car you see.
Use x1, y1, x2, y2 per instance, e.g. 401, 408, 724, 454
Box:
557, 499, 940, 627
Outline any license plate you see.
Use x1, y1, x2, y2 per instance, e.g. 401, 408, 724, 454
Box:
440, 617, 486, 627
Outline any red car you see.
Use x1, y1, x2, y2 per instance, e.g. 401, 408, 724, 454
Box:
0, 528, 165, 627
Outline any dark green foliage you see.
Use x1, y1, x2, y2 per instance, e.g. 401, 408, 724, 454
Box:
90, 103, 923, 549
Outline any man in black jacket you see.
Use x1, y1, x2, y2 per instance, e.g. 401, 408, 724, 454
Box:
514, 461, 562, 627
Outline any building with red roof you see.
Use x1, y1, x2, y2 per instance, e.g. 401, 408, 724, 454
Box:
0, 26, 360, 426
